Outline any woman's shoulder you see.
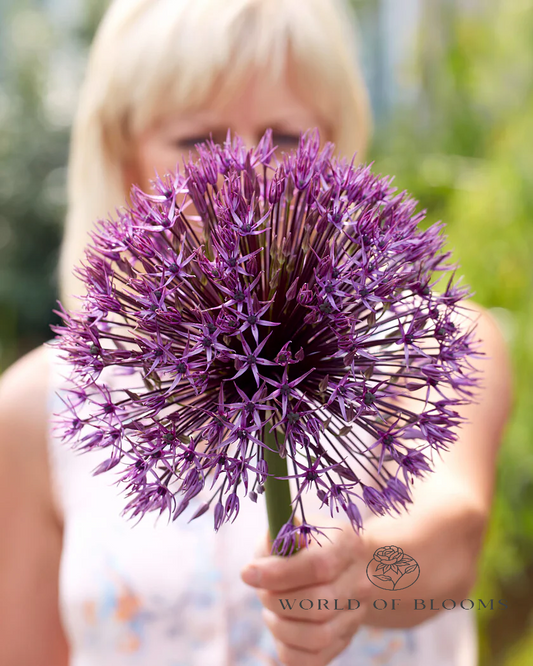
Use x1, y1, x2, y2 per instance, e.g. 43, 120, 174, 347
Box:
0, 344, 56, 511
0, 343, 51, 434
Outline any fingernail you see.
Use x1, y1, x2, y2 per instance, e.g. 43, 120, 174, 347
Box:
241, 565, 261, 586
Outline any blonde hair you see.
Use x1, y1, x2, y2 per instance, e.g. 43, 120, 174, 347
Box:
59, 0, 372, 309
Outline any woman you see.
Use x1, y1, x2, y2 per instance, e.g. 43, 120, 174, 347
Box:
0, 1, 512, 665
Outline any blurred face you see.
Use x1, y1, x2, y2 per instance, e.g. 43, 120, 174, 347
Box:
125, 67, 331, 193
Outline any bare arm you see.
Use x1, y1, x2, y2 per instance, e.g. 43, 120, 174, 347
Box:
360, 303, 513, 627
0, 345, 69, 666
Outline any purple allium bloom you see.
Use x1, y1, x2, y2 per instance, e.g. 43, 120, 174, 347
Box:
51, 129, 480, 556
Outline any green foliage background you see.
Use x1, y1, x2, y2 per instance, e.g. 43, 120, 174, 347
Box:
0, 0, 531, 663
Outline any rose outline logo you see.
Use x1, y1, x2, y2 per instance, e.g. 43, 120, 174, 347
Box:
366, 545, 420, 590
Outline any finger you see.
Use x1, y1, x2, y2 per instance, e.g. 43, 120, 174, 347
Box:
272, 633, 352, 666
241, 523, 356, 591
256, 561, 368, 622
262, 607, 361, 653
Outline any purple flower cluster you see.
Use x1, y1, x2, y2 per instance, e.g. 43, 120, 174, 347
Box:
52, 130, 480, 555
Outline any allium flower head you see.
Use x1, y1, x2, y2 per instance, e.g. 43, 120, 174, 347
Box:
52, 129, 480, 556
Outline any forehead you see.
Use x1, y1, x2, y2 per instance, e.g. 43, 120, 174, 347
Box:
154, 64, 328, 135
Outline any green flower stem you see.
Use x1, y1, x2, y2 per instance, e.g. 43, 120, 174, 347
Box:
263, 428, 299, 557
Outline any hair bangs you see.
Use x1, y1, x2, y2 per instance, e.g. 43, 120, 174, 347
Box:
115, 0, 289, 136
109, 0, 352, 140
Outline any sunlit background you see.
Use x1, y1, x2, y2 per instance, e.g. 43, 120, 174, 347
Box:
0, 0, 532, 664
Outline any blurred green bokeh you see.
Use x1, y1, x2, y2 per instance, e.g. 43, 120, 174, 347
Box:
0, 0, 531, 664
0, 2, 66, 363
0, 0, 107, 365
